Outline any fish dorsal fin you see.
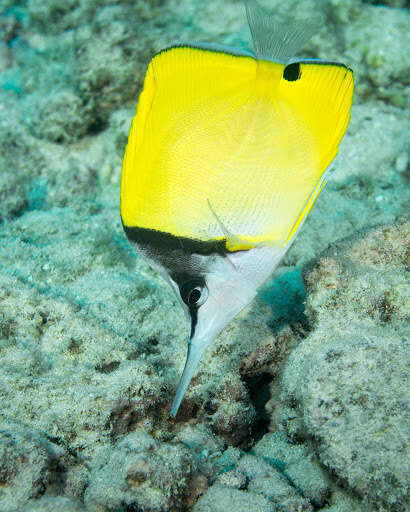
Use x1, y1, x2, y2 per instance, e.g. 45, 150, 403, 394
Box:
245, 0, 322, 63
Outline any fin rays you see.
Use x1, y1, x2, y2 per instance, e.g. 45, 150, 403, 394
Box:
245, 0, 322, 62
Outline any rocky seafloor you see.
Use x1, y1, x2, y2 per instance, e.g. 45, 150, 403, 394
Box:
0, 0, 409, 511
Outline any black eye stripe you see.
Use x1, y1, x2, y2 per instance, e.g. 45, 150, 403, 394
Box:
180, 279, 208, 309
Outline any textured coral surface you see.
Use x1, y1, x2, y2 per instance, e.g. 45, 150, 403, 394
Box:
0, 0, 409, 511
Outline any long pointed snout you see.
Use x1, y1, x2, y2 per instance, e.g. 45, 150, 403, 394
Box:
170, 277, 259, 416
170, 338, 210, 417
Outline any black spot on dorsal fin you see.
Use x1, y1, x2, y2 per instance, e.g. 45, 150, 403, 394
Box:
283, 62, 301, 81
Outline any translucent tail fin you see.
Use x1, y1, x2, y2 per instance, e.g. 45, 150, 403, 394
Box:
245, 0, 322, 63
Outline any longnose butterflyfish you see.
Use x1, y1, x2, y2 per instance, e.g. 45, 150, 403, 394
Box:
120, 0, 354, 416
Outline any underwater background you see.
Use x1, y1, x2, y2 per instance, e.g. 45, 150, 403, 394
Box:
0, 0, 408, 511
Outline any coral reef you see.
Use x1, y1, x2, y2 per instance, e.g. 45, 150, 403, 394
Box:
22, 496, 84, 512
0, 0, 408, 510
0, 423, 69, 511
274, 221, 409, 511
84, 431, 195, 511
193, 485, 276, 512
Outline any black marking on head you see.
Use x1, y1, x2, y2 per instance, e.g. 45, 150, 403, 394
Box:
179, 278, 208, 339
123, 225, 219, 340
180, 278, 207, 306
181, 281, 201, 306
283, 62, 301, 81
123, 225, 227, 257
189, 308, 198, 339
189, 308, 198, 340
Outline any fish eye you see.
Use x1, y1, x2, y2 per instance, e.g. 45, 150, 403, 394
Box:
180, 279, 208, 308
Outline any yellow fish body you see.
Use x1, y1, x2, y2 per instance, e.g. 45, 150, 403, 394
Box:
121, 0, 354, 416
